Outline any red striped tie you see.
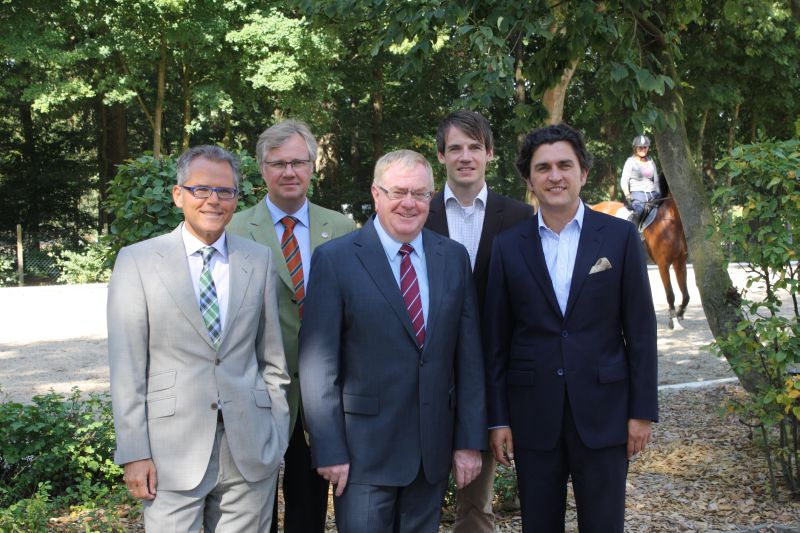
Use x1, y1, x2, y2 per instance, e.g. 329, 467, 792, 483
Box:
280, 216, 305, 319
399, 243, 425, 348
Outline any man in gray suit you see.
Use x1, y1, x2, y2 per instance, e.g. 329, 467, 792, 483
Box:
227, 119, 356, 533
108, 145, 290, 532
299, 149, 487, 533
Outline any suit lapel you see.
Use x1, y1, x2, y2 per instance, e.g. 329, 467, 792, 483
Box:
474, 190, 503, 280
518, 219, 563, 318
564, 205, 604, 320
221, 235, 254, 350
421, 229, 444, 349
242, 202, 294, 293
155, 227, 217, 349
309, 202, 337, 249
426, 193, 449, 237
353, 220, 419, 345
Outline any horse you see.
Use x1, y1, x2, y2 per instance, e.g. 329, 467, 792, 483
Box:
590, 197, 689, 330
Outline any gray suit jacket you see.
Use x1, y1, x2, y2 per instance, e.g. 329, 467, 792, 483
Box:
299, 219, 487, 487
227, 200, 356, 435
108, 225, 290, 491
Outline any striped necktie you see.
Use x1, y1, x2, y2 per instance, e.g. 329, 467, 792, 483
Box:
199, 246, 222, 349
399, 243, 425, 348
280, 216, 305, 319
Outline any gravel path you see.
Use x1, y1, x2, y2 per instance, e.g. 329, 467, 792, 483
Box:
0, 264, 739, 402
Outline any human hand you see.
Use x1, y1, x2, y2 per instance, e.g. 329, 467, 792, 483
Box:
123, 459, 157, 500
489, 427, 514, 467
317, 463, 350, 496
452, 449, 482, 489
627, 418, 652, 459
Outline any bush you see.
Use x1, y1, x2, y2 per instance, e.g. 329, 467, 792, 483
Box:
0, 389, 122, 509
0, 254, 16, 286
713, 138, 800, 498
54, 241, 112, 284
106, 152, 265, 258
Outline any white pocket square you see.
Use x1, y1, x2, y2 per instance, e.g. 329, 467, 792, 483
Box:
589, 257, 612, 274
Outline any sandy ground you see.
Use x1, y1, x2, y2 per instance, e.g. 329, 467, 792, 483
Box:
0, 264, 762, 403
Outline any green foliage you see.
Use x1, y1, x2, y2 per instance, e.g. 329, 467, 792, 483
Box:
443, 463, 518, 514
54, 240, 112, 284
0, 482, 52, 532
0, 254, 16, 287
0, 389, 122, 509
712, 139, 800, 498
106, 153, 265, 256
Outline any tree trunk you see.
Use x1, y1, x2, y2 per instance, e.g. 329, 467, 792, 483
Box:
542, 58, 580, 125
181, 61, 191, 152
696, 108, 708, 171
647, 47, 766, 394
153, 36, 167, 159
371, 57, 385, 165
96, 100, 129, 229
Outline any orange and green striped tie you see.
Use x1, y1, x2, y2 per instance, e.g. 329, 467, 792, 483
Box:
280, 216, 305, 319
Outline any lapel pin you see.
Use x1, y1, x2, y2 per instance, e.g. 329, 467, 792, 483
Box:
321, 231, 330, 239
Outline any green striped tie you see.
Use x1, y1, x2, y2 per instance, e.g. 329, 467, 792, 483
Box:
199, 246, 222, 349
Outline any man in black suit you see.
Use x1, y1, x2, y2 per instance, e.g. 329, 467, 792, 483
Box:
485, 124, 658, 532
425, 110, 532, 533
299, 149, 487, 533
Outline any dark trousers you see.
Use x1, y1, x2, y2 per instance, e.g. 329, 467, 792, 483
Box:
271, 415, 329, 533
333, 465, 448, 533
515, 396, 628, 533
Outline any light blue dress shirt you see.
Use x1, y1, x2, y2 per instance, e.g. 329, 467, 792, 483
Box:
266, 196, 311, 282
538, 202, 585, 315
373, 216, 430, 325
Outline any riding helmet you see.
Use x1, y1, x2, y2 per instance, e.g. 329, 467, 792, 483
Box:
632, 135, 651, 147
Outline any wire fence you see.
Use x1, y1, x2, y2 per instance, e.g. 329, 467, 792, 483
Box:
0, 240, 63, 286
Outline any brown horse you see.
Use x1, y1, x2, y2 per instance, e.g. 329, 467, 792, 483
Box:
591, 197, 689, 329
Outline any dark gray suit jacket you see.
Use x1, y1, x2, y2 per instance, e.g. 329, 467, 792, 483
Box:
298, 219, 487, 487
426, 189, 533, 312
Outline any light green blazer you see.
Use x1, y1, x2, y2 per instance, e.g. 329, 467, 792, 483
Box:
227, 200, 356, 434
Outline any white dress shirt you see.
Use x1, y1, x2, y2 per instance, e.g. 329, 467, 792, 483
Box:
181, 224, 230, 332
443, 182, 487, 271
538, 202, 585, 315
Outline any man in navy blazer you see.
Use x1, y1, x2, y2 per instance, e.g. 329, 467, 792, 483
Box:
299, 149, 487, 533
485, 124, 657, 533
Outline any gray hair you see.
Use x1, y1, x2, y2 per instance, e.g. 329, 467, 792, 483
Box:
373, 150, 434, 189
255, 119, 318, 171
176, 145, 241, 188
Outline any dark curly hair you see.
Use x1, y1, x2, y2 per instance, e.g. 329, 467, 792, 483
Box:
515, 123, 593, 180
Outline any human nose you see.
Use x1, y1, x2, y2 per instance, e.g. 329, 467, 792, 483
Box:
399, 191, 417, 206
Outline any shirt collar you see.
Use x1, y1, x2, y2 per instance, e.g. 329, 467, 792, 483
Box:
537, 201, 585, 237
373, 215, 425, 262
443, 182, 487, 209
265, 195, 310, 228
181, 223, 228, 259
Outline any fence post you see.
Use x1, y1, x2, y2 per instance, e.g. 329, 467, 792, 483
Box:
16, 224, 24, 287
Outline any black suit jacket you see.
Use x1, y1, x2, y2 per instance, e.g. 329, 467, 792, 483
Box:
299, 219, 487, 487
426, 188, 533, 312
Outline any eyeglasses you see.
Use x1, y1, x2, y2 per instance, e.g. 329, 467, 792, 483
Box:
377, 185, 433, 202
263, 159, 312, 171
180, 185, 239, 200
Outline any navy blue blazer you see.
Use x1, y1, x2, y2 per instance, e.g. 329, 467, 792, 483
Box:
484, 205, 658, 450
299, 218, 487, 486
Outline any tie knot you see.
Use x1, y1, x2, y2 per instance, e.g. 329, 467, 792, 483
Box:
282, 216, 298, 232
399, 243, 414, 257
200, 246, 216, 265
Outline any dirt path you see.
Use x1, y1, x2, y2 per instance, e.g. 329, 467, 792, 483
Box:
0, 264, 746, 403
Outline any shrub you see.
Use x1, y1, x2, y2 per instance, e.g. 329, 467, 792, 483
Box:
54, 241, 112, 284
0, 254, 16, 286
713, 138, 800, 498
106, 152, 265, 258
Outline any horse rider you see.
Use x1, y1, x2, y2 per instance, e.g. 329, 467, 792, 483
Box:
620, 135, 661, 227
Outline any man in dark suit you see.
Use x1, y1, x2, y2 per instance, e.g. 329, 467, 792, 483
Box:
299, 149, 487, 533
426, 110, 532, 533
485, 124, 658, 533
227, 119, 356, 533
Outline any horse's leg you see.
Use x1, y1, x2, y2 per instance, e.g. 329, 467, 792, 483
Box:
674, 257, 690, 321
657, 261, 676, 329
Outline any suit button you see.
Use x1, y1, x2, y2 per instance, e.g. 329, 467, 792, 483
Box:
293, 372, 299, 378
557, 368, 564, 376
214, 358, 220, 365
211, 403, 218, 410
561, 331, 568, 338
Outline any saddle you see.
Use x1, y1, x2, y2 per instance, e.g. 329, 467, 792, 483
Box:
618, 200, 660, 235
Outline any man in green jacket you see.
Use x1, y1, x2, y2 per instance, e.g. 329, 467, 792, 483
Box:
228, 119, 356, 533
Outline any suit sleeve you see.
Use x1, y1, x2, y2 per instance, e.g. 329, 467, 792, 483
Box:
454, 249, 488, 450
257, 248, 291, 452
107, 247, 152, 465
483, 238, 513, 428
298, 247, 350, 468
620, 224, 659, 421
